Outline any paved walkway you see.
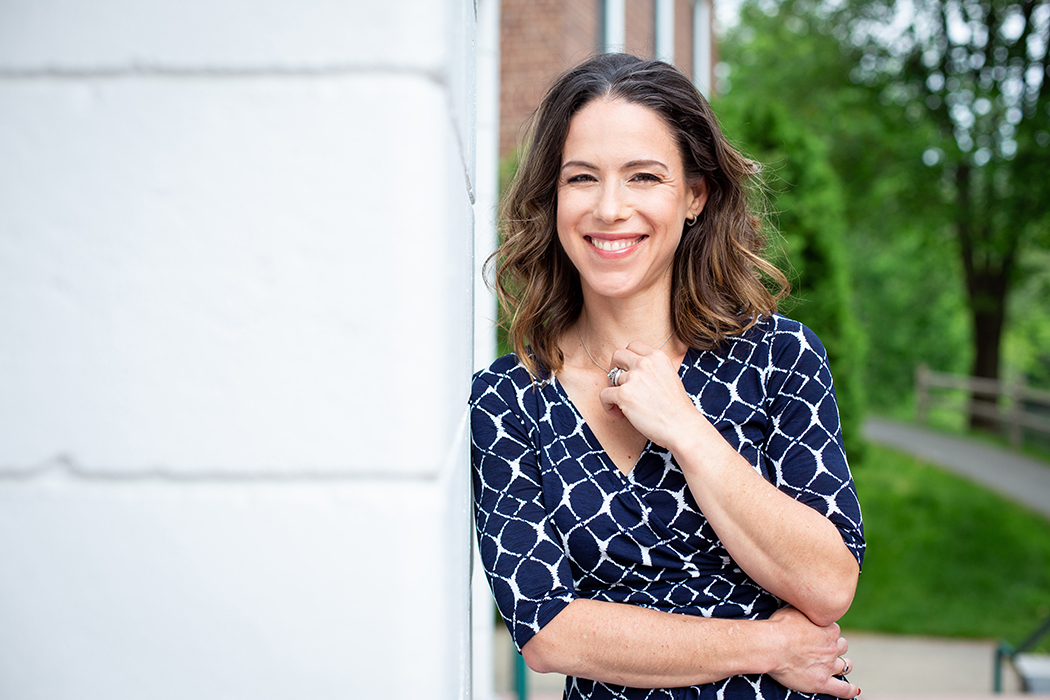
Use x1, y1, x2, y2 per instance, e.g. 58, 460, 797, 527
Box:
864, 417, 1050, 520
843, 630, 1024, 697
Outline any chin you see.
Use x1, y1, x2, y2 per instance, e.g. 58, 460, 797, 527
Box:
583, 278, 658, 300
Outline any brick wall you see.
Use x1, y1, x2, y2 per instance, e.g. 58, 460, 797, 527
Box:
625, 0, 656, 58
500, 0, 711, 156
501, 0, 572, 155
565, 0, 602, 66
675, 0, 694, 80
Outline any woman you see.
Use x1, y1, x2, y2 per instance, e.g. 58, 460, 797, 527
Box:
471, 53, 864, 700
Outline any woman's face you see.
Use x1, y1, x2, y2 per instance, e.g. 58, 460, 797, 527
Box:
556, 97, 708, 303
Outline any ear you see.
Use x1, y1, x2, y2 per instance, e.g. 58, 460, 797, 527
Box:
687, 177, 710, 219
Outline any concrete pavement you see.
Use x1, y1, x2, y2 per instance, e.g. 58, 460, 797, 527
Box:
843, 630, 1024, 696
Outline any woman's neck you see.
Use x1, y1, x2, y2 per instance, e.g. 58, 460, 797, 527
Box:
572, 288, 677, 369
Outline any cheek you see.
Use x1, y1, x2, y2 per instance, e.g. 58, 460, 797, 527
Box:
556, 191, 585, 236
554, 207, 573, 254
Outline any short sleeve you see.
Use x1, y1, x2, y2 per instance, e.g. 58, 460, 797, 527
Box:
470, 367, 578, 651
763, 321, 865, 568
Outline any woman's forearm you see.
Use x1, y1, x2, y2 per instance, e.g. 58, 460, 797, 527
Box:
522, 598, 766, 686
668, 417, 859, 625
521, 600, 858, 697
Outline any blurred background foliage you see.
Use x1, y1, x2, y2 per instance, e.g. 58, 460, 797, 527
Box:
714, 0, 1050, 429
719, 87, 870, 459
714, 0, 1050, 647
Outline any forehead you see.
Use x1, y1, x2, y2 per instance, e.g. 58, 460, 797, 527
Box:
562, 97, 681, 167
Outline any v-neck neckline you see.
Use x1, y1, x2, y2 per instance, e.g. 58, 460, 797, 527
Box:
549, 347, 694, 480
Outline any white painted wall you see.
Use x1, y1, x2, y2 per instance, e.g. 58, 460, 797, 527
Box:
0, 1, 475, 698
472, 1, 501, 698
655, 0, 677, 63
693, 0, 714, 96
603, 0, 627, 52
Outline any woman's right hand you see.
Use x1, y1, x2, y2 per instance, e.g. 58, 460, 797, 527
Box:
766, 606, 860, 698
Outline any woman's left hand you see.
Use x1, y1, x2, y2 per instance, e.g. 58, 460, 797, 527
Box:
599, 340, 705, 450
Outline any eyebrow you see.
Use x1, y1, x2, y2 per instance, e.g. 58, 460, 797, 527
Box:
560, 159, 670, 171
625, 159, 670, 170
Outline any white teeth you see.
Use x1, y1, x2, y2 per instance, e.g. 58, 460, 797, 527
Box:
590, 237, 640, 251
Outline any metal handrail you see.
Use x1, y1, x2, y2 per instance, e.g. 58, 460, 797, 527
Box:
993, 614, 1050, 692
514, 650, 528, 700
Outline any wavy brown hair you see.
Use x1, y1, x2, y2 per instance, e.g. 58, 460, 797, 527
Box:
491, 53, 788, 378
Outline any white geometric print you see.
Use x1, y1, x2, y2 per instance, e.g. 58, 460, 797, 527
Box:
471, 315, 865, 700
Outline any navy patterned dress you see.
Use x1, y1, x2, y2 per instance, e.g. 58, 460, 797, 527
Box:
470, 315, 865, 700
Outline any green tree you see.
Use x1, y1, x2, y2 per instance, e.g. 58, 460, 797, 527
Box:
833, 0, 1050, 428
715, 90, 869, 459
717, 0, 1050, 428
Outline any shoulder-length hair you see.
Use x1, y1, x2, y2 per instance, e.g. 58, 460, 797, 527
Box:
491, 53, 787, 378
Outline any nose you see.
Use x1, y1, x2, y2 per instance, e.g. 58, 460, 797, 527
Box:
594, 181, 630, 223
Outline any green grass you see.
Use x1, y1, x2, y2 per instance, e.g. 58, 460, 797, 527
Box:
840, 443, 1050, 651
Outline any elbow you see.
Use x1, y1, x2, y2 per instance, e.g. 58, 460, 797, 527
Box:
521, 599, 586, 676
521, 636, 558, 674
805, 589, 855, 627
801, 561, 859, 627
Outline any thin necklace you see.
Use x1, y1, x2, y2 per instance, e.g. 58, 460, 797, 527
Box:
576, 324, 675, 372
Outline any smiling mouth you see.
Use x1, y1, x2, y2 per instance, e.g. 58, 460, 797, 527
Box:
587, 236, 645, 252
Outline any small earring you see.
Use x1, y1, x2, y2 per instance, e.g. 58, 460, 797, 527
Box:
685, 215, 698, 227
